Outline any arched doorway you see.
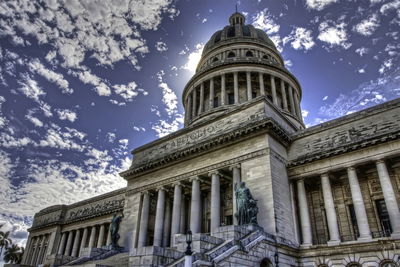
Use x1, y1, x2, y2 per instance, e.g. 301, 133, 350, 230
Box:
260, 258, 273, 267
380, 260, 398, 267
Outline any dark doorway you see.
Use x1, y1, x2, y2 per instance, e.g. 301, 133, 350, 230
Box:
260, 258, 272, 267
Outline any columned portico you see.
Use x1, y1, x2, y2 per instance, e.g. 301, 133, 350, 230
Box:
210, 171, 221, 233
64, 231, 74, 256
97, 224, 105, 248
171, 183, 182, 246
58, 232, 67, 255
80, 228, 88, 256
190, 177, 201, 234
72, 229, 81, 257
138, 191, 150, 247
88, 226, 97, 249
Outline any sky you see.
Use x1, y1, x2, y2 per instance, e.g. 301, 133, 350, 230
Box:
0, 0, 399, 257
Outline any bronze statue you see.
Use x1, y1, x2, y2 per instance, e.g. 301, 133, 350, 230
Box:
234, 182, 258, 225
110, 213, 124, 248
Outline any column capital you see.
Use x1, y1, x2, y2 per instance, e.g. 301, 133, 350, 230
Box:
172, 181, 183, 187
347, 166, 356, 171
376, 159, 386, 165
141, 190, 150, 196
320, 172, 330, 178
229, 164, 241, 171
156, 186, 166, 192
208, 170, 221, 177
189, 176, 200, 182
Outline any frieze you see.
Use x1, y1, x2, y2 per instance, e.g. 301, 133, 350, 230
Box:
125, 148, 269, 196
65, 199, 125, 222
32, 209, 64, 228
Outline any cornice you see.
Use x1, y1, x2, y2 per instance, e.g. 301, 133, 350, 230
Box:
121, 117, 291, 178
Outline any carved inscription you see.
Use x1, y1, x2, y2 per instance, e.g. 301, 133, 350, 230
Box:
66, 199, 125, 221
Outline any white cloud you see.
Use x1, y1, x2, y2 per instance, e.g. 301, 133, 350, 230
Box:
25, 114, 43, 127
56, 109, 77, 122
353, 14, 380, 36
302, 110, 309, 118
112, 81, 147, 101
182, 43, 204, 73
155, 41, 168, 52
380, 0, 400, 16
358, 68, 366, 73
355, 47, 369, 56
379, 58, 394, 74
133, 126, 146, 132
74, 70, 111, 96
252, 9, 280, 35
106, 132, 116, 143
305, 0, 338, 10
157, 71, 178, 117
283, 27, 315, 50
318, 21, 351, 49
28, 59, 73, 94
17, 75, 45, 102
323, 96, 328, 101
202, 18, 207, 23
152, 115, 184, 137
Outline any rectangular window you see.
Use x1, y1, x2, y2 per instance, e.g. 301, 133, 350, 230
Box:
376, 199, 392, 236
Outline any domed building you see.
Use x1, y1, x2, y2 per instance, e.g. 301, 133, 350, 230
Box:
21, 12, 400, 267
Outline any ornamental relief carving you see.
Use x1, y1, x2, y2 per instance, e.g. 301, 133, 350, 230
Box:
32, 210, 63, 228
66, 198, 125, 221
368, 179, 381, 194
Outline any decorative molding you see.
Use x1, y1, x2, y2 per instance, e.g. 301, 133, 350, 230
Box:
125, 148, 269, 196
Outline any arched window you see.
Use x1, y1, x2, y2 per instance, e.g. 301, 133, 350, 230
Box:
318, 265, 329, 267
260, 258, 273, 267
347, 263, 361, 267
263, 55, 269, 60
227, 52, 236, 58
380, 260, 398, 267
246, 51, 254, 57
212, 57, 219, 63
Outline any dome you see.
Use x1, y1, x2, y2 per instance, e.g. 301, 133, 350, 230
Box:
202, 12, 278, 58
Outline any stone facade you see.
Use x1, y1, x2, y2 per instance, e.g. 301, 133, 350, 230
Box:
20, 12, 400, 267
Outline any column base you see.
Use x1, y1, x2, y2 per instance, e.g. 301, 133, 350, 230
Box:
357, 236, 372, 242
327, 240, 340, 246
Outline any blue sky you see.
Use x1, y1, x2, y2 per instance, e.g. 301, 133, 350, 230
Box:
0, 0, 399, 253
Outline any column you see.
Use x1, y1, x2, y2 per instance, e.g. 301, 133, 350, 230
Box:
259, 72, 265, 96
290, 182, 300, 244
376, 160, 400, 236
138, 191, 150, 248
233, 72, 239, 104
106, 225, 112, 246
88, 226, 97, 249
186, 95, 192, 122
297, 179, 312, 246
288, 86, 296, 115
270, 75, 278, 106
230, 165, 241, 225
209, 78, 215, 109
97, 224, 105, 248
190, 177, 201, 233
64, 231, 74, 256
280, 80, 288, 111
21, 236, 33, 264
153, 187, 166, 246
221, 74, 226, 105
246, 71, 252, 100
320, 174, 340, 245
163, 198, 172, 247
79, 228, 88, 256
210, 171, 221, 233
294, 93, 301, 117
71, 230, 81, 257
180, 197, 187, 234
347, 167, 371, 240
31, 237, 41, 266
191, 88, 197, 118
199, 83, 204, 114
57, 232, 67, 255
35, 236, 45, 266
171, 183, 182, 246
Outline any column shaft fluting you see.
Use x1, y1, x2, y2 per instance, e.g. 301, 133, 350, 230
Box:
153, 188, 166, 246
199, 83, 204, 114
210, 172, 221, 233
209, 78, 214, 109
190, 178, 201, 233
246, 71, 252, 100
347, 167, 371, 239
57, 232, 67, 255
270, 76, 278, 106
163, 199, 172, 247
64, 231, 74, 256
259, 72, 265, 96
288, 86, 296, 115
138, 192, 150, 247
297, 179, 312, 246
71, 230, 81, 257
221, 74, 226, 105
79, 228, 88, 256
376, 160, 400, 235
321, 174, 340, 244
281, 80, 288, 111
88, 226, 97, 249
233, 72, 239, 104
171, 183, 182, 246
231, 165, 241, 225
97, 224, 105, 248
